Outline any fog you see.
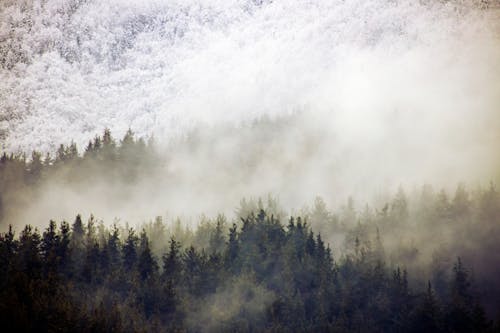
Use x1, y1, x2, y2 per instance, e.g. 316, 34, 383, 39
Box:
1, 0, 499, 227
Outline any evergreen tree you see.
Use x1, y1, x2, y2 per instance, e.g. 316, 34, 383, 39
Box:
27, 150, 43, 183
122, 228, 138, 272
162, 237, 182, 285
41, 220, 59, 275
138, 229, 158, 280
70, 214, 86, 276
225, 223, 239, 273
445, 257, 479, 332
410, 282, 442, 333
209, 214, 226, 254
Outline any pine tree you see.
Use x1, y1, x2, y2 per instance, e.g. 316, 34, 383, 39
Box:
225, 223, 239, 273
446, 257, 475, 332
410, 282, 442, 333
41, 220, 59, 275
101, 128, 117, 163
70, 215, 86, 276
138, 229, 158, 280
122, 228, 138, 272
65, 141, 78, 161
0, 225, 17, 286
56, 144, 66, 164
183, 246, 202, 296
107, 223, 121, 272
209, 214, 226, 254
28, 150, 43, 183
57, 221, 71, 277
18, 225, 42, 279
162, 237, 181, 284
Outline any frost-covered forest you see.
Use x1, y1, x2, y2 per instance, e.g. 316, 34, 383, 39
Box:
1, 130, 500, 332
1, 0, 499, 153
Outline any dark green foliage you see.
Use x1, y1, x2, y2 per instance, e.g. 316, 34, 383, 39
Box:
409, 282, 442, 333
162, 237, 182, 284
208, 214, 227, 255
138, 229, 158, 281
0, 129, 156, 223
123, 228, 138, 272
1, 209, 496, 332
0, 130, 499, 331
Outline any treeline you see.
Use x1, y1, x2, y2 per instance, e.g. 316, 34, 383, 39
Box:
301, 184, 500, 322
0, 210, 496, 332
0, 128, 156, 185
1, 129, 500, 331
0, 128, 157, 222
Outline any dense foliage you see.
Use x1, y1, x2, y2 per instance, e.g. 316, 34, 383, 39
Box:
1, 129, 500, 332
0, 128, 157, 223
0, 210, 496, 332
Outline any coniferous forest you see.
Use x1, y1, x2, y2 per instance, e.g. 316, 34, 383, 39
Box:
1, 1, 500, 332
1, 130, 500, 332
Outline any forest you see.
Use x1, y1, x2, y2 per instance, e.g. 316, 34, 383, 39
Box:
1, 0, 499, 332
1, 129, 500, 332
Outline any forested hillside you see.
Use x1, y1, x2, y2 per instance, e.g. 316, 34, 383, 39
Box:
1, 130, 500, 332
1, 0, 499, 332
1, 209, 498, 332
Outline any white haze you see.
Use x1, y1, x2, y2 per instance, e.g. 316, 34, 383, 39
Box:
0, 0, 499, 224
